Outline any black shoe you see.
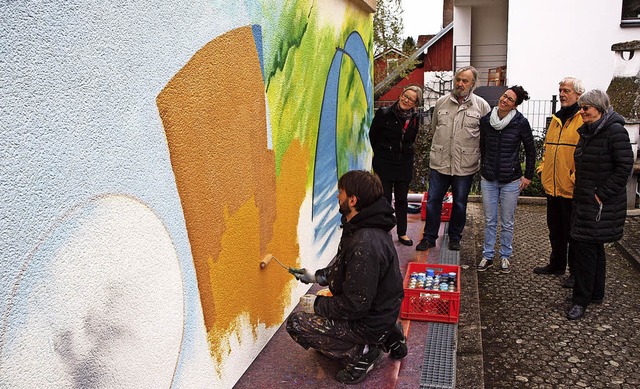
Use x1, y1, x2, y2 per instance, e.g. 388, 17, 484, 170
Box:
335, 346, 384, 385
567, 304, 585, 320
448, 240, 461, 251
398, 236, 413, 246
382, 322, 407, 359
533, 265, 564, 275
566, 296, 603, 304
416, 239, 436, 251
562, 274, 575, 288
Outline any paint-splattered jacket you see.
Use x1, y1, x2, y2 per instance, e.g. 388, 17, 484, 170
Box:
314, 197, 404, 342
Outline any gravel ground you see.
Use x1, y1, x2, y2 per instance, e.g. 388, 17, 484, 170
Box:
469, 202, 640, 389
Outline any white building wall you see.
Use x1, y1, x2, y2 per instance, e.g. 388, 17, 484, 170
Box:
453, 6, 473, 68
471, 1, 508, 84
508, 0, 639, 100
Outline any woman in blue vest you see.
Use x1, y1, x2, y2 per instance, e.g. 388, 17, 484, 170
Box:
477, 85, 536, 274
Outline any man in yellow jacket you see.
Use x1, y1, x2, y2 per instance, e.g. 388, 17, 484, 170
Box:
533, 77, 584, 288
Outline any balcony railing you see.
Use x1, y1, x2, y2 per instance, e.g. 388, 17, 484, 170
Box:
454, 44, 508, 86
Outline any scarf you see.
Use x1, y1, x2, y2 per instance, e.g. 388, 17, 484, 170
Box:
586, 106, 614, 136
392, 101, 413, 121
489, 106, 516, 131
556, 103, 580, 125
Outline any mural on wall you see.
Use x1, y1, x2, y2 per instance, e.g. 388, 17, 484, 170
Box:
157, 0, 373, 377
0, 0, 372, 387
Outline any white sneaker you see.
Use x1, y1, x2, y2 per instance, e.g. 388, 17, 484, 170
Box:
477, 258, 493, 272
500, 258, 511, 274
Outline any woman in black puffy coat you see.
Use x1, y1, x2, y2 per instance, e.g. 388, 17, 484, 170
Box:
567, 89, 634, 320
477, 86, 535, 274
370, 85, 423, 246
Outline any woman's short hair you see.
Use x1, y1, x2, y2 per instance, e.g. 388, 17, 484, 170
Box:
578, 89, 610, 114
403, 85, 423, 107
507, 85, 530, 106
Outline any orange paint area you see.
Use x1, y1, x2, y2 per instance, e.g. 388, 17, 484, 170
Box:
157, 26, 309, 362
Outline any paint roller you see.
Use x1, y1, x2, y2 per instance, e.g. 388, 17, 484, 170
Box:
259, 254, 291, 270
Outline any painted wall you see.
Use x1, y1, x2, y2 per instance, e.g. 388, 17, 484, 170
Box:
0, 1, 373, 387
508, 0, 639, 100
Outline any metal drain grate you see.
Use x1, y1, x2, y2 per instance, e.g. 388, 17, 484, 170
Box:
440, 235, 459, 265
433, 224, 459, 266
420, 222, 458, 388
420, 322, 458, 389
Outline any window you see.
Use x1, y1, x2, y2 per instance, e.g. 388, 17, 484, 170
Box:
387, 58, 398, 75
621, 0, 640, 27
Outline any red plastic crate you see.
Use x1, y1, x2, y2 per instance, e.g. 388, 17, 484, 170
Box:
400, 262, 461, 323
420, 192, 453, 221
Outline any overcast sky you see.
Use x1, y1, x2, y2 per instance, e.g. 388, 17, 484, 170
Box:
402, 0, 444, 41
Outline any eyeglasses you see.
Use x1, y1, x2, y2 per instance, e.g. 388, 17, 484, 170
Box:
400, 94, 417, 104
580, 105, 593, 111
501, 93, 516, 103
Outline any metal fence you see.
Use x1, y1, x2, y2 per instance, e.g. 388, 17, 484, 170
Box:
483, 96, 558, 139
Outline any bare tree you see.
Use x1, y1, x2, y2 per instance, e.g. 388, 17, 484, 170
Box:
373, 0, 404, 57
424, 71, 453, 96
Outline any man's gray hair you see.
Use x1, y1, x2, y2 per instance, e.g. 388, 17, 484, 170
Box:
455, 66, 479, 92
559, 77, 585, 95
578, 89, 610, 114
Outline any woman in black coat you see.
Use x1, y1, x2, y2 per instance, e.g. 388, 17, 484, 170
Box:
370, 85, 423, 246
567, 89, 634, 320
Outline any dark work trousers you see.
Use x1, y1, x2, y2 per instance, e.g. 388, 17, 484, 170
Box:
286, 312, 385, 366
423, 169, 474, 243
571, 240, 606, 307
546, 195, 575, 273
381, 178, 410, 237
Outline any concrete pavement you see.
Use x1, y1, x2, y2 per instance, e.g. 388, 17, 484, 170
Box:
459, 201, 640, 388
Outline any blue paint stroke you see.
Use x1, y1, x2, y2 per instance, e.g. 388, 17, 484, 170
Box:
312, 32, 372, 250
251, 24, 265, 81
250, 24, 273, 151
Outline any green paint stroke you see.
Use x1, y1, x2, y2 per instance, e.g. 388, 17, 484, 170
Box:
337, 55, 370, 178
260, 0, 373, 179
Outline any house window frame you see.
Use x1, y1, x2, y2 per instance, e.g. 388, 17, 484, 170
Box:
386, 58, 399, 75
621, 0, 640, 27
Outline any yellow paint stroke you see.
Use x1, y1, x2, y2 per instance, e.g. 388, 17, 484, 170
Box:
265, 139, 309, 294
157, 26, 277, 330
157, 25, 312, 367
206, 139, 309, 367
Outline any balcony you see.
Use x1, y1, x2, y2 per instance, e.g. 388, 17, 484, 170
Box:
453, 44, 507, 86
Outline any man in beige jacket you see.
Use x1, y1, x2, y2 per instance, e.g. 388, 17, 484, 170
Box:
417, 66, 490, 251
